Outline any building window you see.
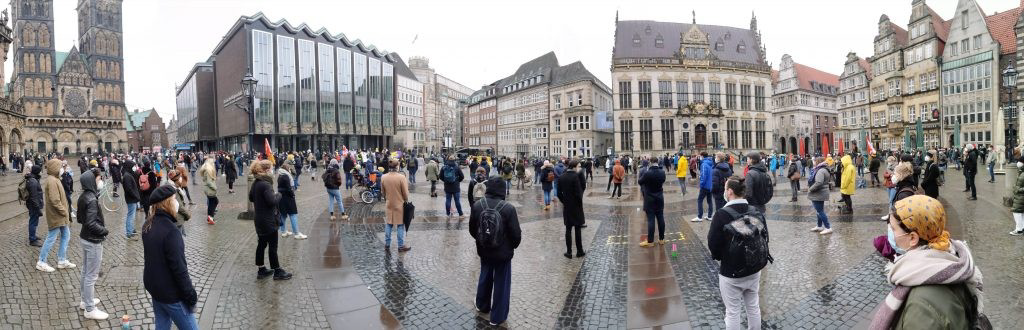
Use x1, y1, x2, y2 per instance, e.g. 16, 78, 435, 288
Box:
554, 94, 561, 109
961, 10, 968, 29
741, 120, 752, 149
973, 35, 981, 49
709, 82, 721, 108
555, 119, 561, 132
620, 120, 633, 151
755, 120, 765, 149
740, 85, 751, 110
638, 81, 652, 108
754, 86, 765, 111
726, 120, 737, 149
676, 81, 689, 108
661, 118, 675, 150
658, 81, 673, 108
277, 36, 297, 128
682, 131, 690, 149
725, 83, 737, 109
692, 81, 704, 103
618, 81, 632, 109
639, 119, 653, 150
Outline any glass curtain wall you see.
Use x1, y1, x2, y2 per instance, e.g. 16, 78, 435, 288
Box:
277, 35, 297, 134
317, 43, 336, 134
298, 40, 317, 133
353, 53, 368, 135
252, 30, 275, 134
337, 48, 353, 135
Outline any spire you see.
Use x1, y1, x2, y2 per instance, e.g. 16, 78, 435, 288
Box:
615, 9, 618, 23
692, 10, 696, 24
750, 11, 758, 31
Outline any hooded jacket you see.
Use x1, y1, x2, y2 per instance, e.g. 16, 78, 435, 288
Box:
840, 155, 856, 195
676, 156, 688, 178
468, 177, 522, 263
25, 165, 43, 216
121, 160, 141, 204
744, 163, 773, 206
807, 163, 831, 202
425, 160, 439, 181
710, 161, 733, 194
43, 159, 70, 229
699, 158, 715, 190
442, 160, 464, 193
277, 168, 297, 215
77, 170, 108, 243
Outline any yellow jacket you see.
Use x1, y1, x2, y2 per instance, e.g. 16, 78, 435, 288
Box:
825, 156, 835, 167
840, 155, 856, 195
676, 156, 688, 178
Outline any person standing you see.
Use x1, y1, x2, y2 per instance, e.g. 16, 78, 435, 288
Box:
468, 168, 488, 206
77, 168, 109, 319
838, 154, 856, 214
381, 159, 411, 252
807, 157, 833, 235
199, 157, 218, 225
37, 159, 75, 272
744, 152, 773, 215
500, 159, 514, 194
441, 156, 465, 218
711, 153, 733, 216
167, 168, 191, 236
140, 162, 158, 217
638, 157, 667, 248
121, 160, 141, 239
224, 155, 238, 194
425, 158, 440, 197
323, 159, 348, 221
557, 160, 586, 258
676, 154, 688, 195
540, 161, 557, 208
142, 185, 200, 330
1011, 157, 1024, 235
469, 176, 522, 327
60, 162, 74, 215
23, 164, 43, 246
109, 158, 121, 197
249, 160, 293, 281
343, 155, 356, 190
868, 153, 881, 187
963, 144, 979, 200
277, 164, 306, 240
692, 153, 715, 222
787, 157, 800, 202
407, 155, 418, 184
708, 176, 770, 330
987, 145, 997, 183
921, 150, 941, 198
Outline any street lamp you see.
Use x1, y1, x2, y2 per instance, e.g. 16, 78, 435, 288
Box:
1002, 64, 1018, 205
237, 72, 258, 153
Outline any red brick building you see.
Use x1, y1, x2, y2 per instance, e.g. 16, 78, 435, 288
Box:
126, 108, 168, 153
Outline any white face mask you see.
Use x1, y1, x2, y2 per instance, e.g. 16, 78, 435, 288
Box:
132, 166, 139, 172
170, 197, 179, 214
925, 156, 931, 162
1017, 162, 1023, 169
96, 180, 104, 190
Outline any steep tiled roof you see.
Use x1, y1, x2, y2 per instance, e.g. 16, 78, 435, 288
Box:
857, 58, 872, 78
793, 63, 839, 93
770, 70, 779, 84
497, 52, 559, 92
550, 61, 611, 93
985, 6, 1023, 55
125, 109, 153, 132
613, 20, 764, 65
926, 5, 950, 42
890, 23, 909, 47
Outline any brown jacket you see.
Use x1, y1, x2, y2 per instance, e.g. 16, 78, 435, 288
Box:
43, 159, 70, 229
381, 172, 409, 225
612, 160, 626, 183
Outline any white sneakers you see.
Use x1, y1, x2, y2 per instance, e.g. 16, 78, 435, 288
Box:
79, 298, 100, 310
57, 260, 77, 269
810, 226, 823, 232
294, 233, 308, 240
690, 217, 702, 222
83, 308, 109, 320
880, 214, 890, 221
819, 228, 834, 235
35, 261, 55, 272
281, 231, 293, 238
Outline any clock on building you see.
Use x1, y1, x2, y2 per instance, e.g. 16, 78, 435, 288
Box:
64, 89, 87, 116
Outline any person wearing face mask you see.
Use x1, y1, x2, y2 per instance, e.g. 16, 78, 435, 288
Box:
871, 195, 987, 329
120, 160, 141, 240
166, 167, 191, 236
60, 161, 75, 217
963, 144, 979, 200
468, 167, 487, 206
77, 168, 109, 319
1010, 157, 1024, 236
249, 159, 292, 280
920, 150, 940, 198
142, 185, 199, 330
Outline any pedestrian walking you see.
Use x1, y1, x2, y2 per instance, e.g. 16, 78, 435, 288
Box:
807, 157, 832, 235
869, 153, 881, 187
441, 156, 465, 217
382, 159, 411, 252
744, 152, 773, 215
963, 144, 979, 200
541, 161, 557, 209
610, 159, 624, 199
277, 164, 306, 240
22, 164, 43, 247
142, 185, 199, 330
77, 168, 109, 319
249, 159, 293, 281
199, 157, 218, 225
323, 159, 348, 221
638, 157, 667, 248
787, 158, 800, 202
121, 160, 141, 239
469, 176, 522, 326
407, 155, 418, 184
224, 155, 238, 194
692, 152, 715, 222
557, 160, 586, 258
676, 154, 688, 195
839, 154, 856, 214
425, 158, 440, 197
708, 175, 771, 330
37, 159, 74, 273
870, 195, 983, 329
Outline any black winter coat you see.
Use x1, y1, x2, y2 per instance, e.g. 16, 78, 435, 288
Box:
441, 162, 464, 193
224, 162, 237, 184
711, 162, 733, 194
707, 202, 768, 278
468, 177, 522, 263
869, 158, 881, 172
77, 170, 107, 243
121, 167, 141, 204
60, 172, 73, 194
277, 171, 297, 215
556, 169, 586, 226
964, 150, 979, 175
250, 175, 280, 236
744, 164, 773, 206
110, 162, 122, 184
921, 162, 941, 198
142, 209, 196, 308
638, 165, 666, 213
25, 174, 43, 216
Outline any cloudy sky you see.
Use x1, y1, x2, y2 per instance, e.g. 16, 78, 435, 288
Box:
4, 0, 1021, 125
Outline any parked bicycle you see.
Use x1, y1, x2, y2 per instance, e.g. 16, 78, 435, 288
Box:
98, 180, 122, 212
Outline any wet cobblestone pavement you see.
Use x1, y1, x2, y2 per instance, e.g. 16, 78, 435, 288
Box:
1, 164, 1023, 329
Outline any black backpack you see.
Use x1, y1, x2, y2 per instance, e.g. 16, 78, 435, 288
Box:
476, 199, 507, 249
719, 206, 773, 273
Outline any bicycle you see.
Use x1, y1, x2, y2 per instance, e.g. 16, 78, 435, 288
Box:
98, 181, 122, 212
359, 184, 383, 204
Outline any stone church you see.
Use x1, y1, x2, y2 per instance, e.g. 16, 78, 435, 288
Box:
9, 0, 126, 154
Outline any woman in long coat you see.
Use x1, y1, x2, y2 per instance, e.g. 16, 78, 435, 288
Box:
381, 159, 411, 251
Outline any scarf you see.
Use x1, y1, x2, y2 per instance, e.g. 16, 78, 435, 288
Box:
808, 163, 826, 186
869, 240, 984, 329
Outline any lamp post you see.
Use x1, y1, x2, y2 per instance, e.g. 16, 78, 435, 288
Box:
236, 72, 258, 220
1002, 64, 1018, 205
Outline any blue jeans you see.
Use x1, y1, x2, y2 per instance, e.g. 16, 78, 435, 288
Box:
811, 200, 830, 229
476, 260, 512, 325
534, 170, 541, 184
279, 213, 299, 233
293, 174, 300, 189
677, 178, 687, 194
697, 188, 714, 218
543, 190, 552, 205
152, 300, 199, 330
28, 213, 39, 243
646, 209, 665, 243
409, 169, 417, 183
445, 192, 464, 216
887, 187, 896, 205
385, 224, 405, 247
345, 172, 354, 189
39, 226, 70, 263
125, 202, 138, 237
553, 181, 559, 199
327, 189, 344, 215
989, 163, 995, 181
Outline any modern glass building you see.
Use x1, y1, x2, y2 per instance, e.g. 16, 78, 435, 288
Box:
178, 12, 400, 152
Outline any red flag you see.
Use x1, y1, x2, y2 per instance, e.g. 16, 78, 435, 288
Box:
264, 138, 275, 164
838, 138, 844, 155
799, 138, 805, 156
821, 135, 830, 156
866, 138, 876, 155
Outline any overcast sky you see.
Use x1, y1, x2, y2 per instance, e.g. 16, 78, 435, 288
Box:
4, 0, 1022, 125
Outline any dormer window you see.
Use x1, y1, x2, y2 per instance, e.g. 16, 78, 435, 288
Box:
715, 41, 724, 51
644, 26, 652, 35
655, 34, 664, 48
724, 32, 731, 40
737, 41, 746, 53
633, 34, 641, 47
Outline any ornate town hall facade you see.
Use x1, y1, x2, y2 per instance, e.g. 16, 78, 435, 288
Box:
9, 0, 127, 154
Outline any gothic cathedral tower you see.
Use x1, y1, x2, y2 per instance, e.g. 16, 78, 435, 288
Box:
77, 0, 124, 121
11, 0, 57, 117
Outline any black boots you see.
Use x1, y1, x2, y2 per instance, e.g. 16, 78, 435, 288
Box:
273, 268, 293, 280
257, 267, 273, 279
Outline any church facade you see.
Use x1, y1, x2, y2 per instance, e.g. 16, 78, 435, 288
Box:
9, 0, 127, 155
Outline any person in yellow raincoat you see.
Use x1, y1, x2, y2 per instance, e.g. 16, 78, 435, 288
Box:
675, 154, 688, 195
839, 154, 856, 214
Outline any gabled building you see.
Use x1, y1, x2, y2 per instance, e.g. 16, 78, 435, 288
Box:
548, 61, 613, 158
868, 14, 910, 151
837, 53, 872, 150
772, 55, 839, 156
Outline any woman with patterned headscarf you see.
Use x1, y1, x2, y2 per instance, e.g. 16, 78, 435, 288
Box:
870, 195, 987, 329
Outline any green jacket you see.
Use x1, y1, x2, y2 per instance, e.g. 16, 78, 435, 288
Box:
1013, 171, 1024, 213
894, 284, 973, 330
425, 162, 439, 181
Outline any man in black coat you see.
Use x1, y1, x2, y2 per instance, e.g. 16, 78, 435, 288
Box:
707, 175, 768, 329
868, 154, 881, 187
77, 168, 109, 319
121, 160, 141, 239
342, 155, 355, 189
963, 144, 979, 200
921, 150, 941, 198
744, 152, 774, 215
557, 160, 586, 259
468, 176, 522, 327
442, 157, 465, 217
24, 165, 43, 246
638, 157, 666, 247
